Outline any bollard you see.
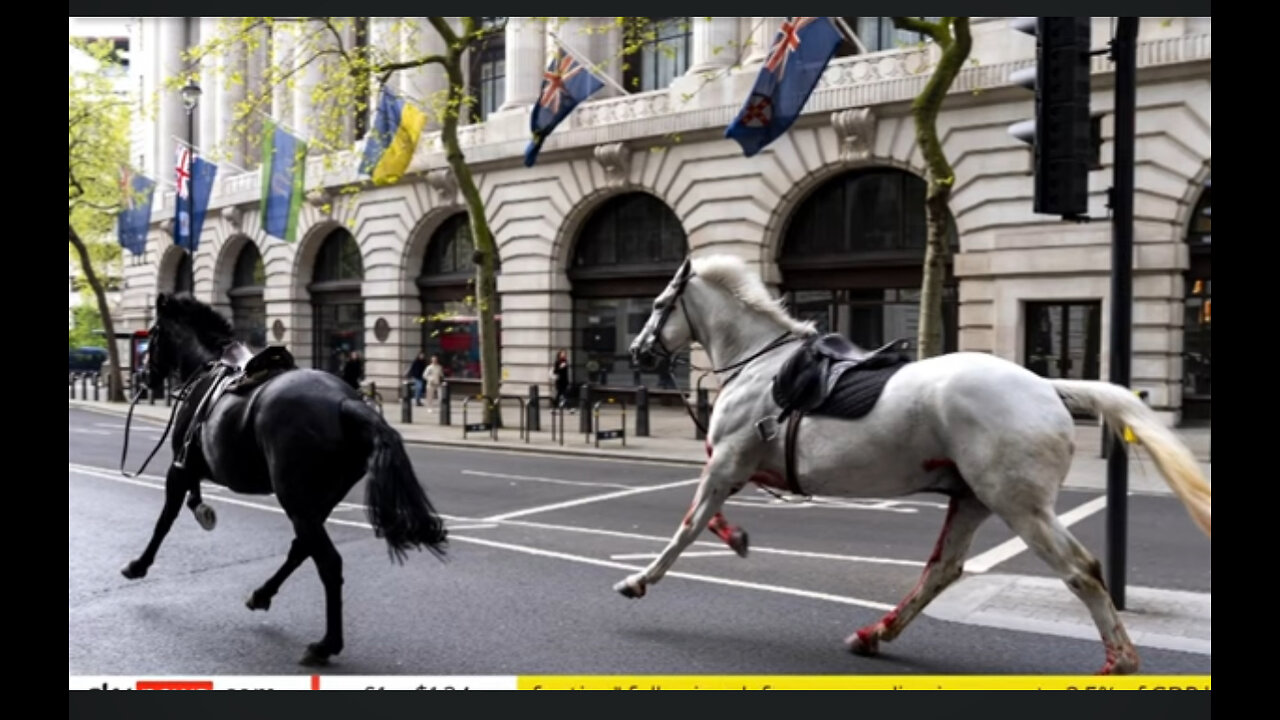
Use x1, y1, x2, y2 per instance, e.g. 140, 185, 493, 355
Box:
69, 374, 76, 400
695, 387, 711, 441
635, 385, 650, 437
81, 373, 89, 400
439, 382, 452, 426
528, 385, 541, 433
578, 382, 593, 434
93, 373, 100, 402
401, 381, 414, 424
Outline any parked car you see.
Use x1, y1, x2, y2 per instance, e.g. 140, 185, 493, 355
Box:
69, 346, 108, 374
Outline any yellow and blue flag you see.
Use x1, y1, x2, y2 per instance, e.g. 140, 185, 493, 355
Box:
726, 17, 843, 157
359, 87, 427, 184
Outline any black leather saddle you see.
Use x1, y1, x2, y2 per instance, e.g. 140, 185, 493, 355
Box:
225, 346, 298, 395
771, 334, 913, 422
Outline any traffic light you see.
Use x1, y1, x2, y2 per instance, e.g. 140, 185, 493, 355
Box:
1008, 17, 1093, 219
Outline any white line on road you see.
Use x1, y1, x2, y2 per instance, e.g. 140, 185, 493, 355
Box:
70, 429, 112, 436
461, 469, 633, 491
482, 477, 702, 522
611, 550, 738, 560
95, 423, 163, 432
70, 462, 894, 612
499, 517, 926, 568
965, 495, 1109, 574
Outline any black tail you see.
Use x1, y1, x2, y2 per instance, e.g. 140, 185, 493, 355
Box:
344, 400, 448, 563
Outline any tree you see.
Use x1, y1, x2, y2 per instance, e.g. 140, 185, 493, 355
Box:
891, 17, 973, 360
182, 17, 510, 418
69, 38, 132, 402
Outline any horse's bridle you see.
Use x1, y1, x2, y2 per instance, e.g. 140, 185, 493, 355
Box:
642, 258, 800, 436
118, 324, 199, 478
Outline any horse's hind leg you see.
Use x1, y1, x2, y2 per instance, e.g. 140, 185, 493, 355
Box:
294, 518, 345, 667
246, 538, 310, 612
184, 483, 217, 531
848, 493, 991, 656
121, 465, 191, 579
1001, 509, 1140, 675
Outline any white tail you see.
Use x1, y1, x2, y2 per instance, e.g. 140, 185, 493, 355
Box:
1051, 380, 1211, 538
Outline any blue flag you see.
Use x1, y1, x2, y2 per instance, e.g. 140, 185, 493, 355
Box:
261, 119, 308, 243
117, 166, 155, 257
725, 17, 843, 157
524, 46, 606, 167
174, 145, 218, 252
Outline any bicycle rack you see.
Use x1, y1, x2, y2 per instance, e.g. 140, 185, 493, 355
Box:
590, 398, 627, 448
496, 395, 529, 444
462, 396, 496, 441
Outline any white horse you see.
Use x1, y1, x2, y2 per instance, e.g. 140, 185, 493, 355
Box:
615, 254, 1211, 675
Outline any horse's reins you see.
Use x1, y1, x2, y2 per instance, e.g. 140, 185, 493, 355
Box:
118, 354, 203, 479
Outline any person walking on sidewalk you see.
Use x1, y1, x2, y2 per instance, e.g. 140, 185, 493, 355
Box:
342, 350, 364, 391
424, 355, 445, 411
551, 349, 572, 412
407, 352, 427, 407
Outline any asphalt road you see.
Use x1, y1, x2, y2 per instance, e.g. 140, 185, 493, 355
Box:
69, 407, 1211, 676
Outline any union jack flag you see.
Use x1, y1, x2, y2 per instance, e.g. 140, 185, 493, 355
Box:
175, 146, 192, 198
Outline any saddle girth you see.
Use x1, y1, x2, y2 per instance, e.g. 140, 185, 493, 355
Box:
783, 411, 807, 498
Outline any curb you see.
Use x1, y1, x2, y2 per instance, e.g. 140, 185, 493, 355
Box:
69, 401, 707, 468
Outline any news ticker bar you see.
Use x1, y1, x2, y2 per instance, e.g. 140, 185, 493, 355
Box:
71, 676, 1212, 691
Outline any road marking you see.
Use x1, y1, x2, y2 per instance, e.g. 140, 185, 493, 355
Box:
965, 495, 1109, 574
95, 423, 163, 433
69, 461, 922, 569
611, 550, 738, 560
69, 462, 895, 612
70, 429, 111, 436
461, 469, 633, 491
496, 518, 926, 568
726, 494, 948, 514
482, 478, 702, 522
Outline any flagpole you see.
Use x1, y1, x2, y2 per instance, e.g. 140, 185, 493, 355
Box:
253, 108, 312, 145
547, 30, 630, 97
170, 135, 251, 175
831, 17, 868, 55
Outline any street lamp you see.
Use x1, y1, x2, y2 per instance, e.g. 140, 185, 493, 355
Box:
179, 79, 201, 260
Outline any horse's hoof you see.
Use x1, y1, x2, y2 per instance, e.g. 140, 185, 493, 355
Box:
299, 643, 337, 667
193, 503, 217, 532
1097, 649, 1140, 675
614, 578, 646, 599
121, 561, 148, 580
245, 590, 272, 612
847, 630, 881, 657
728, 529, 749, 558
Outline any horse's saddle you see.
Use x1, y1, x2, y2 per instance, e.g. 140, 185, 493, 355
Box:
771, 333, 913, 422
224, 346, 298, 395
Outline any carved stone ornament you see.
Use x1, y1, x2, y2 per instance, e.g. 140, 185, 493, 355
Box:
306, 188, 334, 213
271, 319, 286, 342
593, 143, 631, 186
373, 317, 391, 343
831, 107, 877, 162
221, 206, 244, 230
425, 168, 459, 205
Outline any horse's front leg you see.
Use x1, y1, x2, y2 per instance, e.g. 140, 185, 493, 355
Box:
121, 465, 190, 579
184, 480, 217, 531
615, 452, 746, 598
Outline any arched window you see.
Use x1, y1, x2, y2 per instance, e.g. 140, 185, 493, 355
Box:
1182, 177, 1211, 423
416, 213, 498, 383
779, 168, 958, 354
228, 242, 266, 349
309, 229, 364, 375
570, 193, 689, 391
174, 251, 194, 295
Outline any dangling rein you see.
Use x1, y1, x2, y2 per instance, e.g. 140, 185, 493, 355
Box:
118, 374, 200, 479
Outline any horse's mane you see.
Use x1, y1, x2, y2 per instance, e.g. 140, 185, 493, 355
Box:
161, 293, 235, 350
690, 255, 818, 336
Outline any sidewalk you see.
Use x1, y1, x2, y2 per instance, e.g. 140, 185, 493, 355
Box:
68, 396, 1211, 496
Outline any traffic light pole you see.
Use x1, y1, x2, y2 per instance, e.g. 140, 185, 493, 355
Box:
1105, 17, 1138, 612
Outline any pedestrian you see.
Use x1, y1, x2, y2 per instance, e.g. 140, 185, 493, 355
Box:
407, 352, 427, 407
550, 349, 572, 412
342, 350, 364, 391
424, 354, 445, 410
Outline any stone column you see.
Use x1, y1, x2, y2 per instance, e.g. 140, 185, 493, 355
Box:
399, 18, 452, 130
244, 23, 269, 164
498, 17, 546, 112
687, 17, 739, 74
368, 18, 401, 130
198, 18, 220, 158
743, 17, 785, 65
556, 18, 621, 98
156, 17, 187, 178
269, 23, 295, 129
293, 20, 327, 149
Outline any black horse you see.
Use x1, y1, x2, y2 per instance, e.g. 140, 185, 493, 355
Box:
122, 293, 448, 666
